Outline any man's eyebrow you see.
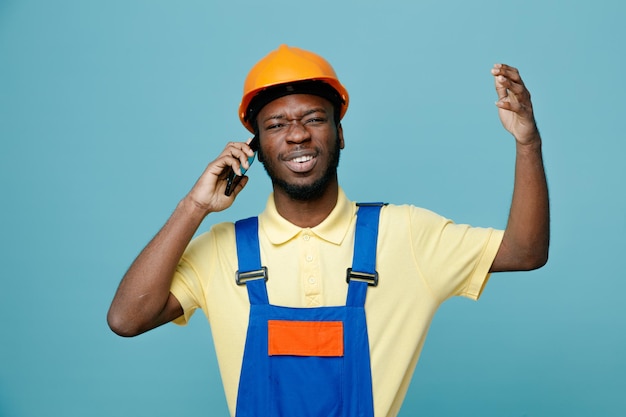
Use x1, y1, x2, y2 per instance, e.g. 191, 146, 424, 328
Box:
262, 107, 328, 123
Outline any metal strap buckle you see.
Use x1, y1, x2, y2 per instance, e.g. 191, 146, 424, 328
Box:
236, 267, 268, 285
346, 268, 378, 286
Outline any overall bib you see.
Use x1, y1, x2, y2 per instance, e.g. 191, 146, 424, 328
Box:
233, 204, 383, 417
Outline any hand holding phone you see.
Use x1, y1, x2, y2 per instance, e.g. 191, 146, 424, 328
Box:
225, 136, 259, 196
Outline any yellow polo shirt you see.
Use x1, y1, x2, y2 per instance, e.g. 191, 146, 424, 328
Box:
170, 188, 503, 417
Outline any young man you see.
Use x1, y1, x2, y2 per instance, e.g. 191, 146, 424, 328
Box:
108, 44, 549, 416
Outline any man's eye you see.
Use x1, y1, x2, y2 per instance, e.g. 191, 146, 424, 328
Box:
305, 117, 326, 124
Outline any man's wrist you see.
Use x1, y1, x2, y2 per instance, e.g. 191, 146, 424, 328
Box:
515, 129, 542, 152
179, 195, 212, 221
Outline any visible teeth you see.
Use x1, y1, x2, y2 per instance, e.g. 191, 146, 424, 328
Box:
292, 156, 313, 163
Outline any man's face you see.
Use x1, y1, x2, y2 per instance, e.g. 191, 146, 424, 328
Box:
256, 94, 344, 201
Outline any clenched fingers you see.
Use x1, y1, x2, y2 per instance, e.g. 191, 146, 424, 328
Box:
219, 141, 256, 177
492, 64, 533, 113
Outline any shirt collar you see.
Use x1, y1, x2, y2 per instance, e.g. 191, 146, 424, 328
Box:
259, 187, 356, 246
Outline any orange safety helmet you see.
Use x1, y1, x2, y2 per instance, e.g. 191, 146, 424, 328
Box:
239, 44, 349, 133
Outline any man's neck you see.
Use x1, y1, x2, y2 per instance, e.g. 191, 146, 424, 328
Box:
272, 182, 339, 228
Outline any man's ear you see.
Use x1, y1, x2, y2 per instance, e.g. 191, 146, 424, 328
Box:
257, 143, 264, 163
337, 123, 344, 149
254, 129, 263, 162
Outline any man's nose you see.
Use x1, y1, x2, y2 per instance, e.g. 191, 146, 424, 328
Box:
285, 121, 311, 143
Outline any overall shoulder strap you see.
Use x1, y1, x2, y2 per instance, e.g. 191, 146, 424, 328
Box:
347, 203, 385, 307
234, 217, 269, 305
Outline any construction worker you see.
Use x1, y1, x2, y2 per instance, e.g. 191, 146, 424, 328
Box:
108, 44, 549, 416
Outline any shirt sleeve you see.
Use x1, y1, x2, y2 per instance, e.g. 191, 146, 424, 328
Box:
169, 230, 216, 325
409, 206, 504, 303
169, 222, 238, 326
170, 264, 201, 326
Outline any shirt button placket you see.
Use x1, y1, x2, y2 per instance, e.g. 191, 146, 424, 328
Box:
301, 231, 321, 306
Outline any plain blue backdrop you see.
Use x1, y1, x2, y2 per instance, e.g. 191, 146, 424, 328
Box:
1, 0, 624, 416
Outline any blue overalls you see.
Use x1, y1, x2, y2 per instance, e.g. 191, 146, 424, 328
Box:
233, 204, 383, 417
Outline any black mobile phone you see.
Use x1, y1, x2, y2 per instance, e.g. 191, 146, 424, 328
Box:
224, 135, 259, 196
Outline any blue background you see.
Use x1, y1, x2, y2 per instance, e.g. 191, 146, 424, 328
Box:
1, 1, 624, 416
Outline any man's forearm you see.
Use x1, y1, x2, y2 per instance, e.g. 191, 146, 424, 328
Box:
492, 133, 550, 272
107, 196, 209, 336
